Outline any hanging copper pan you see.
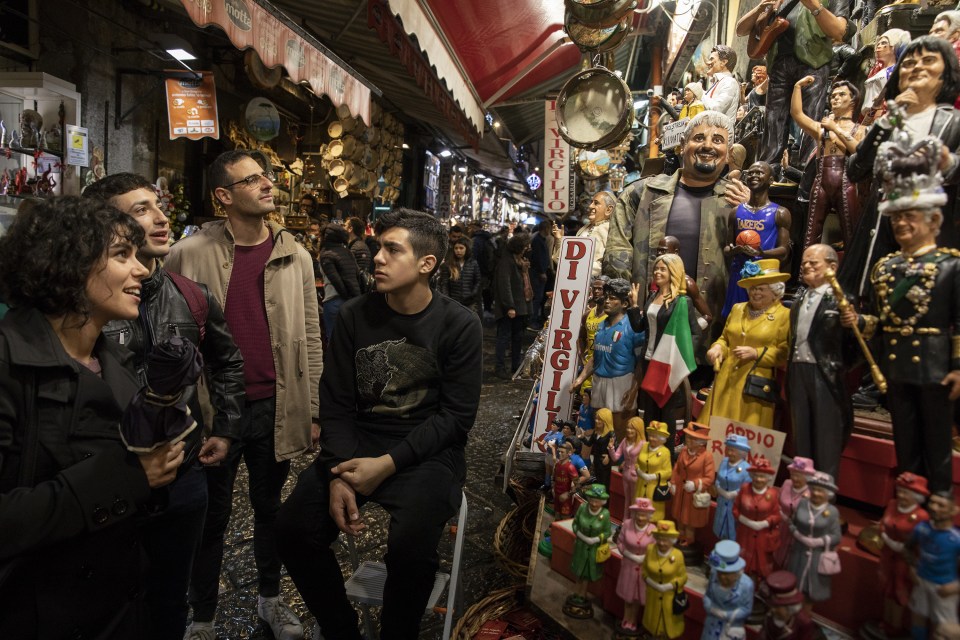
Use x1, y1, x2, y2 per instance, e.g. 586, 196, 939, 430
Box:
564, 0, 637, 28
360, 127, 380, 145
555, 66, 634, 150
328, 159, 355, 179
327, 138, 345, 158
327, 121, 345, 139
565, 13, 632, 52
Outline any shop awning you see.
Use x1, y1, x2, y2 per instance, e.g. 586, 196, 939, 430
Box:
178, 0, 376, 124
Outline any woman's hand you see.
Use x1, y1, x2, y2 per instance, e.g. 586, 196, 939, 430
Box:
139, 441, 185, 488
796, 75, 815, 89
893, 89, 919, 109
732, 345, 759, 361
507, 308, 517, 319
706, 344, 723, 366
629, 282, 642, 307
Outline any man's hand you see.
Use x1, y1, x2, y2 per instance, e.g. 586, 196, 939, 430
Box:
937, 580, 960, 597
894, 89, 919, 109
724, 178, 750, 207
333, 455, 397, 496
796, 75, 816, 89
507, 308, 517, 319
330, 478, 365, 536
942, 371, 960, 401
198, 436, 230, 466
839, 307, 858, 328
310, 421, 321, 451
139, 441, 185, 489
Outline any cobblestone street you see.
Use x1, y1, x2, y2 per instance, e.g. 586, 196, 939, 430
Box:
202, 325, 532, 639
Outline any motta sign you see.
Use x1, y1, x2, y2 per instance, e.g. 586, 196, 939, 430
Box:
544, 100, 572, 214
179, 0, 370, 125
224, 0, 252, 31
531, 237, 596, 441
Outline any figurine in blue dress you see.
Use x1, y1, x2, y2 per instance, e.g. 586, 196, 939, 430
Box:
702, 540, 755, 640
713, 435, 752, 541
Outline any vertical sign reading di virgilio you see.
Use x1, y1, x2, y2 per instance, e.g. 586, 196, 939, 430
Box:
544, 100, 571, 215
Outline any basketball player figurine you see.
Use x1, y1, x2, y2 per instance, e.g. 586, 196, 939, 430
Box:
721, 161, 792, 319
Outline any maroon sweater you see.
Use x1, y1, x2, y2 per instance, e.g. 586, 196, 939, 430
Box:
224, 237, 276, 400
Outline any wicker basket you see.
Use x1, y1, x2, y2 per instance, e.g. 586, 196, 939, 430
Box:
508, 475, 542, 507
450, 585, 525, 639
493, 499, 538, 579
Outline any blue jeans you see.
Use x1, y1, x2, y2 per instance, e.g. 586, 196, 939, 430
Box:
188, 397, 290, 622
323, 297, 343, 339
141, 463, 208, 640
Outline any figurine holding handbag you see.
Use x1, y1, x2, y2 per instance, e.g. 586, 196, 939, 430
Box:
670, 422, 716, 552
643, 520, 688, 639
702, 260, 790, 430
564, 484, 613, 619
785, 471, 842, 604
638, 421, 673, 522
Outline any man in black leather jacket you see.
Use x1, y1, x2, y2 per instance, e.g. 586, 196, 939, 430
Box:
84, 174, 244, 640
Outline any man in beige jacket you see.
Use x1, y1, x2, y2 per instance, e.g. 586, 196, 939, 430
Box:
167, 150, 322, 640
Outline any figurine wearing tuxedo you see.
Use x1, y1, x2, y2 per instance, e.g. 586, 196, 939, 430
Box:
787, 244, 857, 480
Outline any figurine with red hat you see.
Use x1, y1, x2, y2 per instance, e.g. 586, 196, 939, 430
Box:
702, 540, 755, 640
616, 497, 658, 636
670, 422, 716, 555
734, 455, 781, 581
785, 471, 842, 604
643, 520, 688, 640
864, 472, 931, 639
774, 457, 816, 569
762, 571, 824, 640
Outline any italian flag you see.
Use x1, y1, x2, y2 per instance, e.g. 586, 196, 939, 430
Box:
640, 296, 696, 407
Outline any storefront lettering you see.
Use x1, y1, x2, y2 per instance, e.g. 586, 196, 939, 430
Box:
531, 238, 595, 438
224, 0, 252, 31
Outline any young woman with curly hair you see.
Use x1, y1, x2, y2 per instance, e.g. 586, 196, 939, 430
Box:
0, 196, 183, 638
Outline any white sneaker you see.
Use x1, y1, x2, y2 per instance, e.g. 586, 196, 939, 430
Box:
183, 622, 215, 640
257, 597, 304, 640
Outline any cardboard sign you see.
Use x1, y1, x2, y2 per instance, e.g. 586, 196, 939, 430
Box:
707, 416, 785, 475
65, 125, 88, 167
544, 100, 573, 214
661, 118, 688, 150
165, 71, 219, 141
531, 237, 596, 441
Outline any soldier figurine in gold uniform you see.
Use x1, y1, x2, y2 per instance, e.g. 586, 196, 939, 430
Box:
841, 136, 960, 494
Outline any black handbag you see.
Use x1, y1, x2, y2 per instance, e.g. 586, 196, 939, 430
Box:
742, 347, 779, 404
653, 484, 671, 502
672, 584, 690, 614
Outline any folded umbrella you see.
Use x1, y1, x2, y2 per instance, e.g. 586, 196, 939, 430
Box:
120, 336, 204, 453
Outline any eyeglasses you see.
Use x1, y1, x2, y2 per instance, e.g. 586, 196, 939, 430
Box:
221, 171, 276, 190
899, 55, 942, 71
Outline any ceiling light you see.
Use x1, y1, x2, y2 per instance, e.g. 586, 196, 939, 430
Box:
534, 166, 540, 172
439, 149, 453, 158
167, 48, 196, 61
457, 166, 467, 173
476, 173, 486, 180
493, 121, 500, 128
402, 143, 409, 149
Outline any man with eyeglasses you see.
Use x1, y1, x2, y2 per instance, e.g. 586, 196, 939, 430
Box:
167, 150, 323, 640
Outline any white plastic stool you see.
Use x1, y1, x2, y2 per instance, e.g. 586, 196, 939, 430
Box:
343, 491, 468, 640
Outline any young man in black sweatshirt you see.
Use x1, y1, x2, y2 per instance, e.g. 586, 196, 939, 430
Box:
276, 209, 483, 639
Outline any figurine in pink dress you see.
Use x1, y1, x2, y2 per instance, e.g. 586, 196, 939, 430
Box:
610, 416, 645, 522
774, 457, 815, 569
616, 497, 658, 633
